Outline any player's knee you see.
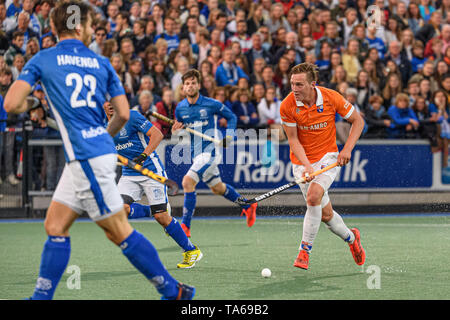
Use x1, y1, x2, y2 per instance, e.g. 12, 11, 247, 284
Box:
154, 212, 171, 227
182, 176, 196, 192
210, 183, 225, 195
44, 219, 67, 236
306, 193, 322, 206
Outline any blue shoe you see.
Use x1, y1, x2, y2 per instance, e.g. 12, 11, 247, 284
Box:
161, 283, 196, 300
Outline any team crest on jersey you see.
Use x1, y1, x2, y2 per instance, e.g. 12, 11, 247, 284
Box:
296, 108, 300, 114
317, 104, 324, 113
199, 109, 207, 118
119, 128, 128, 138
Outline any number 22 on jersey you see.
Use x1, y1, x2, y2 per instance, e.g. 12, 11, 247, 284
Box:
65, 72, 97, 108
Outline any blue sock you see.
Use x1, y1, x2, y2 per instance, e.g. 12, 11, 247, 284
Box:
128, 203, 151, 219
165, 218, 195, 252
223, 184, 250, 209
31, 236, 71, 300
120, 230, 178, 299
182, 191, 196, 228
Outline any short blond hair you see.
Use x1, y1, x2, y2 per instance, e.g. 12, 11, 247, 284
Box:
395, 93, 410, 105
155, 38, 168, 49
289, 62, 319, 83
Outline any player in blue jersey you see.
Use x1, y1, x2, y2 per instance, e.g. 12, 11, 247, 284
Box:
103, 102, 203, 268
4, 1, 194, 300
171, 69, 258, 238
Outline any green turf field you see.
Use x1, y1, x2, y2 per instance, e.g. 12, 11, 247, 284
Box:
1, 215, 450, 300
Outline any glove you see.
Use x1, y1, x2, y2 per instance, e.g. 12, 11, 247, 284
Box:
132, 153, 148, 165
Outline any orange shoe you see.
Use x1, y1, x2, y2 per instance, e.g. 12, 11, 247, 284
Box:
181, 223, 191, 238
293, 250, 309, 270
240, 202, 257, 227
348, 228, 365, 265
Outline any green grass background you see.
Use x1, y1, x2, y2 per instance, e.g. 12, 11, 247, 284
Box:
1, 216, 450, 300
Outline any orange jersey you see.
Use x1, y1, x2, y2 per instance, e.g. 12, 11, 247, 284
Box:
280, 86, 355, 165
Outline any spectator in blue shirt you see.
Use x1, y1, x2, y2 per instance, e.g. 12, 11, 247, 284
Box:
231, 88, 259, 128
388, 93, 420, 138
215, 47, 249, 86
153, 17, 180, 54
419, 0, 436, 22
6, 0, 21, 17
366, 26, 386, 59
411, 40, 427, 73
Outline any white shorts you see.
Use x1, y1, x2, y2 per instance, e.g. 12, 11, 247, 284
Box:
186, 152, 222, 187
118, 175, 168, 206
52, 153, 124, 222
292, 152, 341, 206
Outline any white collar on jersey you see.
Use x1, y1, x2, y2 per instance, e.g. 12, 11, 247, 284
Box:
295, 86, 324, 107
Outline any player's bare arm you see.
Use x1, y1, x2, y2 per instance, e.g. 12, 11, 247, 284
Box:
130, 126, 165, 165
4, 80, 33, 114
107, 94, 130, 137
282, 124, 315, 183
143, 126, 164, 156
338, 109, 365, 166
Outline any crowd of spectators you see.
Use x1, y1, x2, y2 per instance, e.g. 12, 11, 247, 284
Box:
0, 0, 449, 192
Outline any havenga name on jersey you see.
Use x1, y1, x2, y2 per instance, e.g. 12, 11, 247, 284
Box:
57, 55, 100, 69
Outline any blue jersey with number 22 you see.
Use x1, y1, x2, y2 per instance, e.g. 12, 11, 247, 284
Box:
18, 39, 125, 162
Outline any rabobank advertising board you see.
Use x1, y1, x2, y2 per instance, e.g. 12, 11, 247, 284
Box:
159, 140, 449, 192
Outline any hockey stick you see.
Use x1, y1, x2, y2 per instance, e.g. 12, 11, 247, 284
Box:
236, 162, 339, 205
117, 154, 179, 196
149, 111, 233, 147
